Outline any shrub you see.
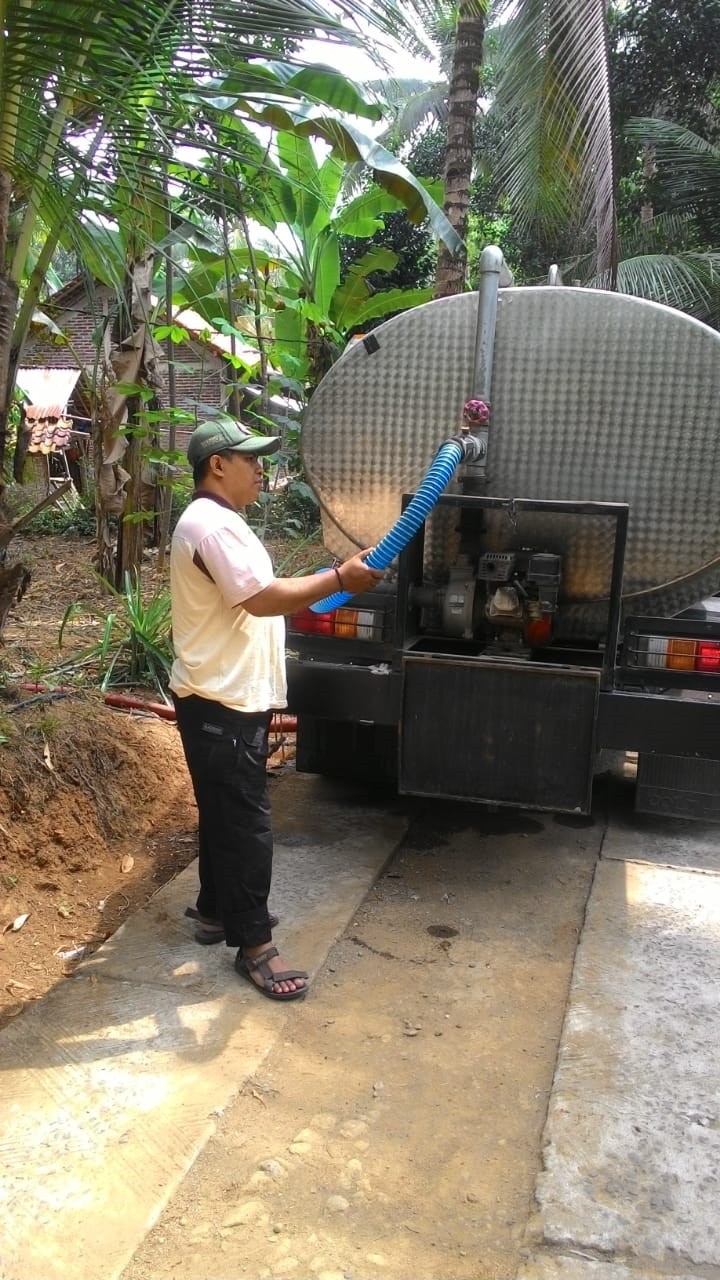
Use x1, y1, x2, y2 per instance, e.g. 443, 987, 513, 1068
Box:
24, 496, 96, 538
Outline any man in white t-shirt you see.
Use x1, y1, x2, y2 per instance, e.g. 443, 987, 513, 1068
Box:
170, 418, 382, 1001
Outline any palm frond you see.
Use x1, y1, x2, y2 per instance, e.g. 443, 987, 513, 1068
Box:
616, 252, 720, 322
619, 210, 704, 259
378, 0, 457, 68
367, 79, 450, 145
625, 117, 720, 211
570, 225, 720, 324
492, 0, 617, 283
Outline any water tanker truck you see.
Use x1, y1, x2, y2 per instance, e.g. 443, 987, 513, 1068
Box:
286, 246, 720, 821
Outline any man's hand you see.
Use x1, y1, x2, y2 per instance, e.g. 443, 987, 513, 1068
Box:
336, 549, 384, 595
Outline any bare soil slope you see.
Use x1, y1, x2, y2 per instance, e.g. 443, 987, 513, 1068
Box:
0, 533, 202, 1026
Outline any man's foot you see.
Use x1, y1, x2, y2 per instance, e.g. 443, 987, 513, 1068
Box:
235, 946, 308, 1001
185, 906, 279, 945
184, 907, 224, 945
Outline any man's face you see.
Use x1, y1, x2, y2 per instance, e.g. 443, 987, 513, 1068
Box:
209, 450, 264, 507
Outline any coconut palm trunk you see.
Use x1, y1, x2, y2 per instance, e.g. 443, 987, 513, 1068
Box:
0, 171, 19, 468
434, 0, 487, 298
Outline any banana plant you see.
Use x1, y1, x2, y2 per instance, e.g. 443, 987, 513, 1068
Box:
0, 0, 431, 474
0, 0, 460, 594
171, 126, 444, 389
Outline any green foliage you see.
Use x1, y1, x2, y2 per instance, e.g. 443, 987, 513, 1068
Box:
490, 0, 617, 280
168, 475, 195, 534
609, 0, 720, 270
152, 323, 191, 344
473, 0, 720, 302
243, 413, 321, 543
171, 131, 444, 391
36, 711, 62, 738
274, 531, 327, 578
57, 571, 174, 697
251, 479, 320, 543
23, 496, 96, 538
610, 0, 720, 141
0, 0, 446, 478
338, 207, 437, 328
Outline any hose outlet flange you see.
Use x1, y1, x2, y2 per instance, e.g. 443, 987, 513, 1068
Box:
454, 431, 487, 465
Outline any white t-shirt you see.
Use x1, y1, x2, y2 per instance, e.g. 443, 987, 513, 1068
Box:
169, 494, 287, 713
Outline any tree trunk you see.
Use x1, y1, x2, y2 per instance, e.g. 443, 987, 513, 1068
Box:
94, 250, 164, 586
156, 177, 177, 572
434, 1, 487, 299
0, 561, 31, 641
0, 277, 19, 477
0, 478, 72, 638
114, 397, 145, 589
591, 0, 618, 289
0, 167, 19, 477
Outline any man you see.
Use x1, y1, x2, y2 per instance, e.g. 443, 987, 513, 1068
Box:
170, 418, 383, 1001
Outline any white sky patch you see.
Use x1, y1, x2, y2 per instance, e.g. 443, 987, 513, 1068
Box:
299, 35, 439, 86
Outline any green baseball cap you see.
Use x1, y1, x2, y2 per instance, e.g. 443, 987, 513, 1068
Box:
187, 418, 281, 466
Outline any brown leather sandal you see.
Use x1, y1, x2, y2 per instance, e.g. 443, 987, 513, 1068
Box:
234, 946, 308, 1001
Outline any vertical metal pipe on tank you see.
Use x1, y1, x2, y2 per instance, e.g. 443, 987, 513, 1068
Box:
472, 245, 504, 403
461, 245, 504, 492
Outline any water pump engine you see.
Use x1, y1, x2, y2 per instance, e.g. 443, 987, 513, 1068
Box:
429, 547, 562, 648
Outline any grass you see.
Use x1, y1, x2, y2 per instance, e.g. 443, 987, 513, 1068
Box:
57, 571, 174, 699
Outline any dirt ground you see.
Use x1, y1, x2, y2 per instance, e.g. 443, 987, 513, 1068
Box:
0, 530, 298, 1030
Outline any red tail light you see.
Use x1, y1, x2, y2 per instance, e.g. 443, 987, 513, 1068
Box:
289, 608, 334, 636
289, 606, 384, 641
695, 640, 720, 673
638, 634, 720, 675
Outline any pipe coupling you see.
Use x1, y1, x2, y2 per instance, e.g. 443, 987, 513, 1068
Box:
452, 431, 486, 465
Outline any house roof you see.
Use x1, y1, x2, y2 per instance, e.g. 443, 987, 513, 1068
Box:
16, 367, 81, 413
35, 274, 263, 367
170, 305, 262, 367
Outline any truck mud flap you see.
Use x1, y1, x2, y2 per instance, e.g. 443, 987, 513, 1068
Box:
399, 655, 599, 813
636, 753, 720, 822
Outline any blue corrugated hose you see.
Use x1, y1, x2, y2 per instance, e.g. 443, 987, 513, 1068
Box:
310, 438, 465, 613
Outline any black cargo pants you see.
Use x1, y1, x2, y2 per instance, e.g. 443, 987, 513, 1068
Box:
172, 693, 273, 949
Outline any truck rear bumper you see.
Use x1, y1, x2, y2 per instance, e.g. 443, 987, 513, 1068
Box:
286, 659, 402, 724
598, 689, 720, 760
288, 664, 720, 756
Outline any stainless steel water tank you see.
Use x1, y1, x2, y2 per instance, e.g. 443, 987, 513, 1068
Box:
302, 287, 720, 638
